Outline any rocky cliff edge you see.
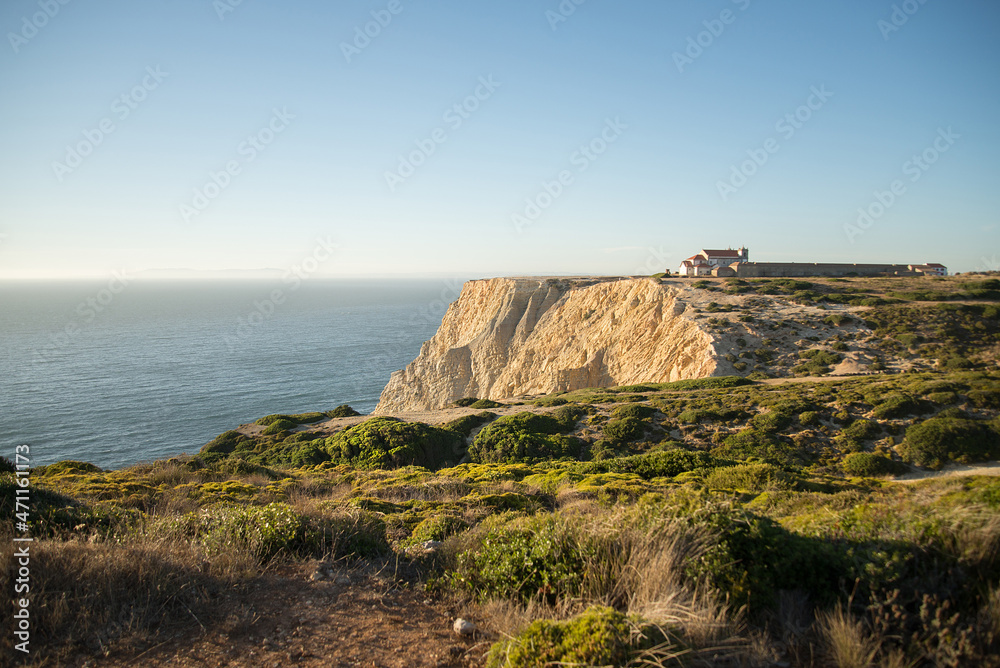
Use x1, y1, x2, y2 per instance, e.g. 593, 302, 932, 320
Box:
374, 277, 719, 413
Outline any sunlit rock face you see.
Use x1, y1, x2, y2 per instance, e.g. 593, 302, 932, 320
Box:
374, 277, 719, 413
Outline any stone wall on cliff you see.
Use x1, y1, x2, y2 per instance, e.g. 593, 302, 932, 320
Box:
374, 277, 720, 413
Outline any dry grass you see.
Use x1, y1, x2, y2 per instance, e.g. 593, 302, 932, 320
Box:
468, 511, 764, 666
817, 606, 880, 668
0, 536, 221, 664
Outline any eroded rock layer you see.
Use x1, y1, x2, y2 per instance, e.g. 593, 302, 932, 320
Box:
374, 277, 718, 413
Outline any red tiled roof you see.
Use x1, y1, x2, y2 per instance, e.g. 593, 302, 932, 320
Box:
701, 248, 742, 258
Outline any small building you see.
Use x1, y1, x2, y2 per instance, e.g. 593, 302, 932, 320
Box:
678, 247, 748, 277
909, 263, 948, 276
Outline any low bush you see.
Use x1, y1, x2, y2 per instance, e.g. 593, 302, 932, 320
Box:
487, 606, 646, 668
659, 376, 754, 391
325, 417, 462, 469
842, 419, 881, 441
705, 463, 795, 492
325, 404, 360, 418
262, 419, 296, 435
602, 417, 646, 443
611, 403, 655, 420
452, 514, 584, 601
968, 389, 1000, 409
442, 411, 497, 437
712, 429, 802, 466
842, 453, 905, 477
750, 410, 793, 433
872, 394, 926, 419
470, 413, 582, 464
471, 398, 504, 409
899, 417, 1000, 469
581, 449, 717, 479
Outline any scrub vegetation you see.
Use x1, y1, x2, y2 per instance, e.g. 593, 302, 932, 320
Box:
6, 368, 1000, 666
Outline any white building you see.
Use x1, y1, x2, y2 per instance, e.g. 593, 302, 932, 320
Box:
678, 247, 748, 277
908, 263, 948, 276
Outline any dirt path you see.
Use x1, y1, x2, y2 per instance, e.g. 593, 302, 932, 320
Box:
83, 560, 489, 668
895, 462, 1000, 483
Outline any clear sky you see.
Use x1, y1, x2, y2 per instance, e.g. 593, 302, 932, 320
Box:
1, 0, 998, 278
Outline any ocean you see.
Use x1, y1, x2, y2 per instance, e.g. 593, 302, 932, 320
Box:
0, 279, 462, 469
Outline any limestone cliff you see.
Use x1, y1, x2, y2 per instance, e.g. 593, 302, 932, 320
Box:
374, 277, 720, 413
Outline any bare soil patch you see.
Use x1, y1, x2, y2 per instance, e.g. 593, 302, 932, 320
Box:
77, 560, 489, 668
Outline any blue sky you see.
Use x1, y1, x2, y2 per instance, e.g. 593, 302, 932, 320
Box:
0, 0, 997, 278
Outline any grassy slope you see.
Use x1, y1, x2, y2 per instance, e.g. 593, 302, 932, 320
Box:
4, 274, 1000, 666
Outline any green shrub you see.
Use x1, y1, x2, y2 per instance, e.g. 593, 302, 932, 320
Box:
967, 389, 1000, 409
899, 417, 1000, 469
659, 376, 754, 391
824, 314, 853, 326
680, 505, 844, 609
200, 430, 247, 456
453, 398, 479, 407
612, 384, 656, 392
263, 419, 296, 435
325, 417, 462, 469
470, 413, 581, 464
940, 356, 974, 370
551, 405, 588, 429
189, 502, 386, 562
705, 463, 794, 492
842, 453, 905, 477
713, 429, 801, 466
453, 514, 584, 601
325, 404, 361, 418
33, 460, 103, 476
750, 410, 793, 433
610, 403, 655, 420
408, 514, 468, 545
602, 417, 645, 443
442, 411, 497, 437
799, 411, 821, 426
581, 449, 717, 479
677, 408, 715, 424
471, 399, 504, 409
842, 419, 881, 441
533, 396, 568, 407
486, 606, 640, 668
872, 394, 925, 419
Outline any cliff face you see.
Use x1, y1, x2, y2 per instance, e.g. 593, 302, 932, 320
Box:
374, 277, 719, 413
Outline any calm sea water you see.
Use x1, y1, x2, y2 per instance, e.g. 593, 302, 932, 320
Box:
0, 279, 461, 469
